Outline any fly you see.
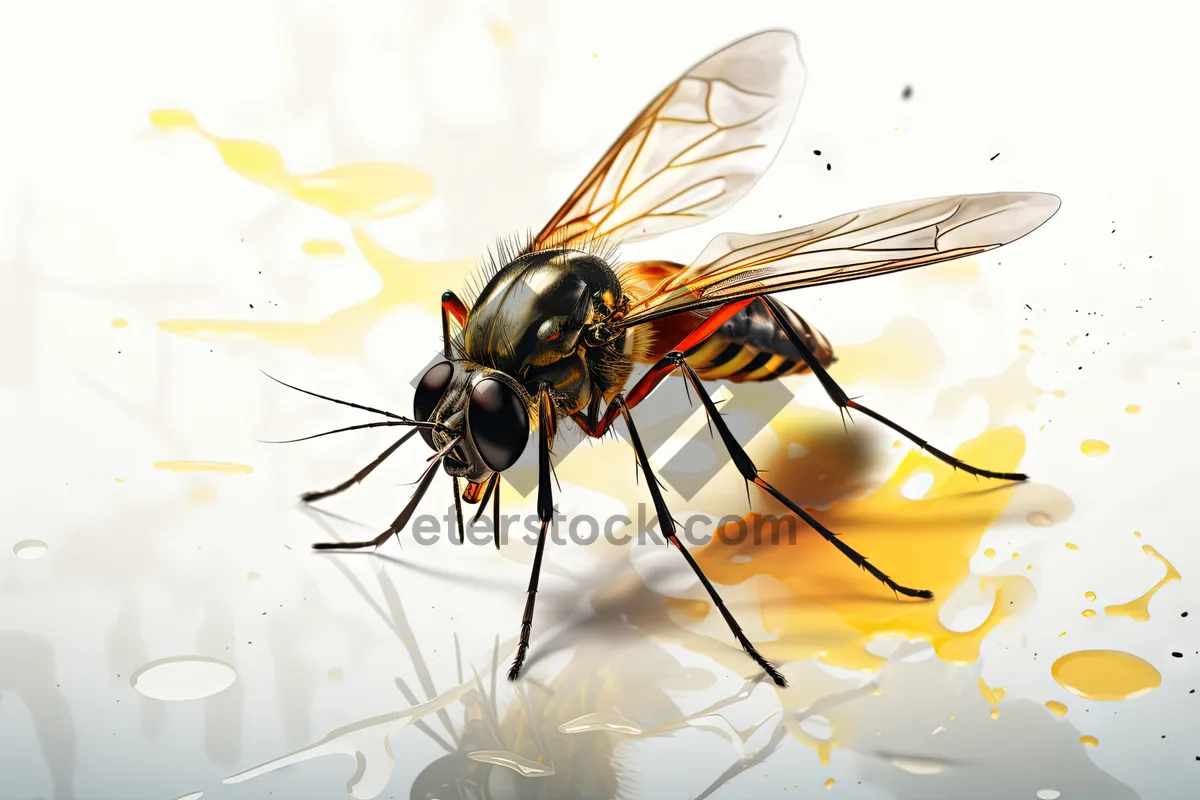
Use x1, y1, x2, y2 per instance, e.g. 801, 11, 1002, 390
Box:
271, 29, 1060, 688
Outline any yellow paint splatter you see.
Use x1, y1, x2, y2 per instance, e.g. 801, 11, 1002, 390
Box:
824, 778, 835, 789
1065, 542, 1079, 550
1080, 440, 1110, 456
301, 239, 345, 258
1104, 545, 1180, 621
1012, 552, 1020, 560
1082, 609, 1096, 618
978, 677, 1006, 705
829, 317, 945, 388
1045, 700, 1067, 716
154, 461, 253, 474
685, 426, 1036, 672
148, 109, 432, 221
983, 548, 996, 558
1052, 389, 1066, 398
113, 477, 125, 483
189, 486, 216, 503
1133, 530, 1142, 538
1085, 591, 1096, 601
486, 20, 514, 47
1051, 650, 1161, 701
1081, 735, 1099, 747
989, 708, 1000, 720
111, 318, 128, 328
1125, 404, 1141, 414
1020, 343, 1035, 354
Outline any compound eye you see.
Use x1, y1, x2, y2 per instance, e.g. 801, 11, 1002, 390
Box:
467, 378, 529, 472
414, 361, 453, 448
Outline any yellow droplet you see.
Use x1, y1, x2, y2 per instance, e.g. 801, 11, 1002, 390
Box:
148, 108, 199, 130
989, 708, 1000, 720
113, 477, 125, 483
978, 677, 1006, 705
892, 439, 902, 448
327, 667, 343, 681
1085, 591, 1096, 601
1052, 389, 1066, 398
1045, 700, 1067, 717
824, 778, 835, 790
485, 20, 514, 47
1125, 404, 1141, 414
1020, 343, 1035, 354
1082, 609, 1096, 618
189, 486, 216, 503
1065, 542, 1079, 550
984, 548, 996, 558
1051, 650, 1161, 701
1059, 631, 1067, 637
1133, 530, 1142, 538
301, 239, 345, 257
1104, 545, 1180, 622
111, 317, 128, 328
1012, 552, 1020, 560
1080, 439, 1110, 456
154, 460, 253, 474
246, 572, 261, 581
1080, 735, 1099, 747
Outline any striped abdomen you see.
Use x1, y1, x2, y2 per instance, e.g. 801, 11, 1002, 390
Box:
621, 261, 836, 384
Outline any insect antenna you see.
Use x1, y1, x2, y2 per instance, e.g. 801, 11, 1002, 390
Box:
260, 371, 405, 421
258, 419, 441, 444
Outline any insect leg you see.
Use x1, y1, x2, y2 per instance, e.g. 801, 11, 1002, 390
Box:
441, 291, 469, 359
300, 429, 420, 503
615, 393, 788, 687
759, 296, 1027, 482
509, 385, 556, 681
668, 352, 933, 599
311, 437, 458, 550
572, 298, 756, 437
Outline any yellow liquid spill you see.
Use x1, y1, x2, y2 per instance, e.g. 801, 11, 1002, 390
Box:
1125, 404, 1141, 414
154, 460, 254, 474
1051, 650, 1161, 701
111, 317, 128, 328
989, 708, 1000, 720
149, 109, 432, 221
1104, 545, 1180, 621
486, 20, 515, 47
1081, 735, 1099, 747
160, 227, 475, 357
684, 426, 1034, 672
1085, 591, 1096, 601
1065, 542, 1079, 550
828, 317, 945, 388
1045, 700, 1068, 717
301, 239, 345, 257
984, 548, 996, 558
978, 677, 1006, 705
824, 778, 835, 790
1082, 609, 1096, 618
1080, 439, 1110, 456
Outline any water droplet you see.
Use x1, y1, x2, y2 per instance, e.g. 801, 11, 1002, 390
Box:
558, 712, 642, 735
1045, 700, 1067, 717
1037, 790, 1061, 799
1080, 439, 1110, 456
171, 793, 204, 800
798, 714, 833, 741
130, 656, 237, 701
467, 750, 554, 777
890, 756, 949, 775
1051, 650, 1161, 701
13, 539, 48, 559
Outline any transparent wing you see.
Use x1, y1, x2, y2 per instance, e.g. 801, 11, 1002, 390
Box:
528, 29, 805, 252
619, 192, 1062, 326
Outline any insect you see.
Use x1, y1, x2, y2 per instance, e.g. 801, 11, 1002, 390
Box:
275, 29, 1060, 688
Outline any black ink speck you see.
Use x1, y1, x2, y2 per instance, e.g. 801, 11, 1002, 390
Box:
813, 149, 821, 156
902, 85, 913, 100
1024, 304, 1033, 311
1184, 612, 1189, 618
1172, 652, 1183, 658
249, 304, 254, 309
990, 153, 1000, 161
826, 163, 832, 171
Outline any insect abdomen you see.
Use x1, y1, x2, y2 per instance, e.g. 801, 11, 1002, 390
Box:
686, 299, 836, 383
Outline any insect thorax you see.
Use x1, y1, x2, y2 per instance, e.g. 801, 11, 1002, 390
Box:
462, 248, 634, 415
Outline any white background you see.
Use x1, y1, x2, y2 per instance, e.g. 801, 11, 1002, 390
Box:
1, 1, 1198, 798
